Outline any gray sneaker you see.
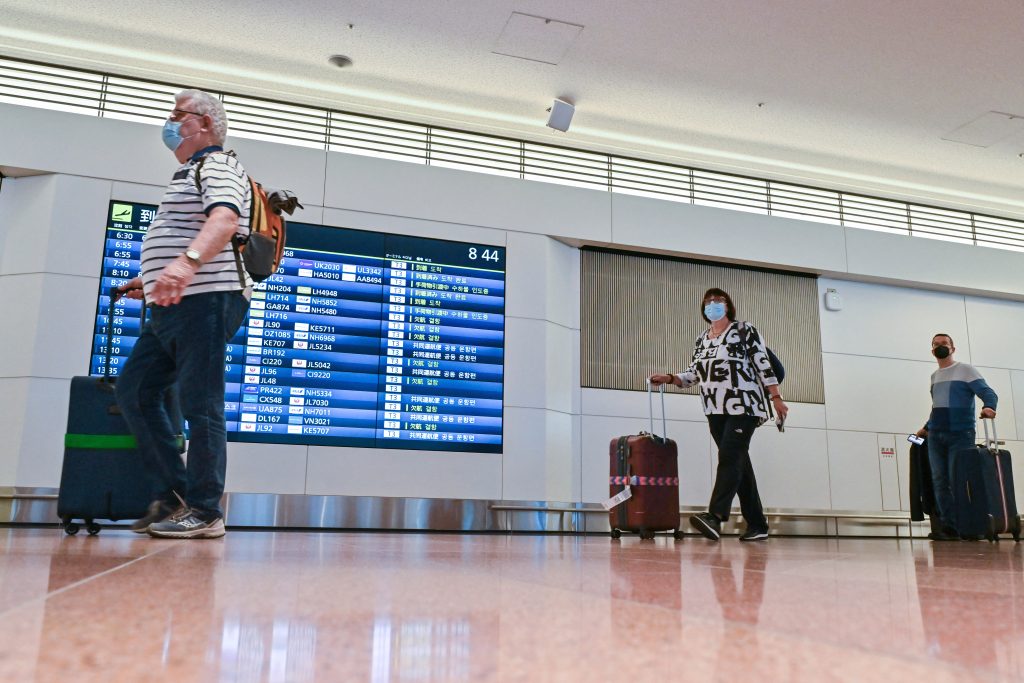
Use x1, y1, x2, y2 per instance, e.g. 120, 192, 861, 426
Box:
130, 500, 185, 534
147, 511, 226, 539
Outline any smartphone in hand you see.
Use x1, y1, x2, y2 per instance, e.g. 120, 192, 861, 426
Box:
907, 434, 924, 446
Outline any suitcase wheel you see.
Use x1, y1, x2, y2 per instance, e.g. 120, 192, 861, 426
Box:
610, 528, 622, 539
64, 522, 80, 536
673, 529, 684, 540
86, 522, 101, 536
639, 529, 655, 540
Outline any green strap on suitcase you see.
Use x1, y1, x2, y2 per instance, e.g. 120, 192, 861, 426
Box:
64, 434, 185, 450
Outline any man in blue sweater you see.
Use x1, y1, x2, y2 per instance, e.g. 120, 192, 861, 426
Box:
915, 333, 998, 540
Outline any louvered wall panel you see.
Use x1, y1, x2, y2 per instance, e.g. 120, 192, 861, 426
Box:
581, 250, 825, 403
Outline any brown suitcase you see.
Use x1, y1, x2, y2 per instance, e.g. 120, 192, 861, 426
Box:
608, 382, 682, 540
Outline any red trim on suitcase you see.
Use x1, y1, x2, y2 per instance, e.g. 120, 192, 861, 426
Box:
609, 476, 679, 486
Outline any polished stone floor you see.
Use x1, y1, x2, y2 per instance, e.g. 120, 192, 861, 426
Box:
0, 528, 1022, 682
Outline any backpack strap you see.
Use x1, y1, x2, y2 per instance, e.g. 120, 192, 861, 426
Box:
192, 149, 237, 192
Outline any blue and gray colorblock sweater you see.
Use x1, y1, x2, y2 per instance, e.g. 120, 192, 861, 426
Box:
927, 362, 998, 432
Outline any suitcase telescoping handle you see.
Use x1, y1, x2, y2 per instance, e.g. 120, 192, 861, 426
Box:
645, 378, 669, 442
982, 417, 1000, 453
105, 286, 146, 379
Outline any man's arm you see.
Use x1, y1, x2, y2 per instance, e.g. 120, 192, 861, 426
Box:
971, 377, 998, 418
148, 206, 239, 306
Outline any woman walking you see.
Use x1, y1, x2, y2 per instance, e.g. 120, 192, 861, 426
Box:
649, 288, 787, 541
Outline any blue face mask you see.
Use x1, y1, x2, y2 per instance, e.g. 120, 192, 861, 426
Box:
704, 301, 727, 322
162, 120, 184, 151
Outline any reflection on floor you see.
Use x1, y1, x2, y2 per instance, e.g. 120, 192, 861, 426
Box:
0, 528, 1021, 682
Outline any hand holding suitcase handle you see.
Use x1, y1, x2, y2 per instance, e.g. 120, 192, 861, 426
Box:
104, 285, 146, 380
645, 378, 669, 443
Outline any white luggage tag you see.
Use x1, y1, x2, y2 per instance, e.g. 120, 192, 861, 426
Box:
602, 486, 633, 511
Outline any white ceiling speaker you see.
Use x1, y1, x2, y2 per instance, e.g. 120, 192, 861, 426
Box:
546, 98, 575, 132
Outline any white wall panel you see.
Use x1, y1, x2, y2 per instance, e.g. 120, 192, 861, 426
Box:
0, 378, 28, 484
304, 447, 502, 500
580, 415, 712, 506
844, 228, 1024, 298
504, 317, 574, 414
14, 378, 71, 487
749, 427, 831, 510
45, 176, 112, 278
0, 274, 43, 378
965, 296, 1024, 371
1013, 372, 1024, 444
610, 193, 848, 273
877, 434, 901, 510
1006, 441, 1024, 502
817, 278, 970, 362
228, 137, 327, 208
224, 443, 308, 495
110, 181, 165, 206
975, 367, 1018, 441
324, 152, 612, 241
321, 207, 506, 247
823, 353, 934, 433
0, 103, 329, 206
0, 103, 171, 186
33, 274, 101, 379
0, 174, 56, 276
505, 232, 579, 329
502, 407, 574, 502
827, 430, 883, 511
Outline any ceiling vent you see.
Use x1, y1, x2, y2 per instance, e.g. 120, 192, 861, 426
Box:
492, 12, 583, 65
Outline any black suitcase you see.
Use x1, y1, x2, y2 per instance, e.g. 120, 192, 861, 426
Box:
951, 419, 1020, 542
57, 290, 182, 535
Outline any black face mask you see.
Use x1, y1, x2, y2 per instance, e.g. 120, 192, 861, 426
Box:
933, 346, 951, 359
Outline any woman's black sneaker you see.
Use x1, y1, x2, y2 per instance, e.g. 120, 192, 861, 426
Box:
689, 512, 721, 540
739, 528, 769, 542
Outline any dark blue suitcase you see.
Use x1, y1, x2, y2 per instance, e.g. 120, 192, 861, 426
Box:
57, 290, 182, 535
951, 419, 1020, 542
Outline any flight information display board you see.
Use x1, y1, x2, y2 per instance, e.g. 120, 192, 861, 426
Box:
91, 201, 506, 453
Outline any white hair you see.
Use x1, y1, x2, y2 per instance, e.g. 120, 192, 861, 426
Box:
176, 89, 228, 144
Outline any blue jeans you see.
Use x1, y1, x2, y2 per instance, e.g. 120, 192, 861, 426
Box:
116, 291, 249, 519
927, 428, 976, 532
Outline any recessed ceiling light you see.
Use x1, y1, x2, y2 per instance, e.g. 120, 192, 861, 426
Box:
328, 55, 353, 68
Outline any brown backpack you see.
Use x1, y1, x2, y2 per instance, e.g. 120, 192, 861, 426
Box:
194, 151, 302, 283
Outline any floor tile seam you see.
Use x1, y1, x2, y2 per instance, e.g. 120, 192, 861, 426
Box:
490, 574, 1003, 678
0, 541, 180, 620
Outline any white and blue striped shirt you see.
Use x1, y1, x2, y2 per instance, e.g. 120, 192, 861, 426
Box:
141, 147, 252, 299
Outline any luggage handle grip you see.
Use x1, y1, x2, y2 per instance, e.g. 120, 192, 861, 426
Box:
982, 417, 999, 453
646, 378, 668, 442
105, 286, 146, 379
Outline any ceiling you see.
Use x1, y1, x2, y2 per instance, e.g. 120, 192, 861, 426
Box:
3, 0, 1024, 216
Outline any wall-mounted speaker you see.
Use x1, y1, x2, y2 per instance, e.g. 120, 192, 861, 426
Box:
546, 98, 574, 132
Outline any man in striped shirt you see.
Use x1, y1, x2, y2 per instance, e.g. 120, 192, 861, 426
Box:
915, 333, 998, 540
114, 89, 251, 539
